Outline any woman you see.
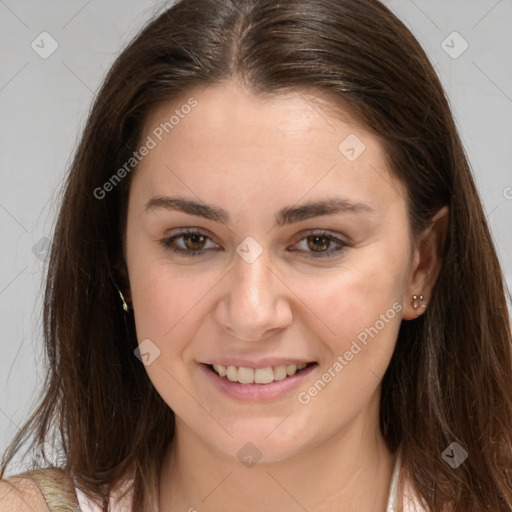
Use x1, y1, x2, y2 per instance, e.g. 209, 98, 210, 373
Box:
1, 0, 511, 510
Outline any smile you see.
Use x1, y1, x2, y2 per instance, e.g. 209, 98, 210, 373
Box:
200, 361, 319, 401
210, 362, 312, 384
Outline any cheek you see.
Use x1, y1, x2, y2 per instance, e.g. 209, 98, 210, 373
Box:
289, 268, 403, 432
291, 256, 404, 346
125, 232, 407, 449
287, 252, 405, 400
127, 257, 221, 414
129, 257, 218, 349
128, 236, 407, 357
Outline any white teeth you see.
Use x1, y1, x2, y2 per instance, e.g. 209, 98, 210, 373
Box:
237, 366, 254, 384
273, 365, 287, 380
226, 365, 238, 381
210, 362, 311, 384
213, 364, 227, 377
286, 364, 297, 376
254, 367, 274, 384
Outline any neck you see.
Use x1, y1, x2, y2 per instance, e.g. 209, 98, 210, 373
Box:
159, 400, 396, 511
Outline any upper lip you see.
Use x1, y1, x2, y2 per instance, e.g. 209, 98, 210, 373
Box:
202, 358, 316, 369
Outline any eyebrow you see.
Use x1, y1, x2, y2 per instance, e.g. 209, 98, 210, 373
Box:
144, 196, 374, 226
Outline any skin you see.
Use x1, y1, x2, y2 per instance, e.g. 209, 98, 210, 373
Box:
124, 81, 448, 512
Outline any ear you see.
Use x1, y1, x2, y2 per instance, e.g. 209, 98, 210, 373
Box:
402, 206, 449, 320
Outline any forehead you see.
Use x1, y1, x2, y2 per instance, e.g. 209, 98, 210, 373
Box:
132, 82, 404, 214
142, 83, 364, 155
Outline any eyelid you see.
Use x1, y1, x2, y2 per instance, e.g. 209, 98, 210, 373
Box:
288, 229, 349, 258
160, 228, 220, 256
160, 228, 350, 258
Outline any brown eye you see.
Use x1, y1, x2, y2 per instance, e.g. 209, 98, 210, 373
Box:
306, 235, 331, 252
182, 233, 208, 251
160, 229, 349, 259
292, 231, 349, 259
160, 229, 219, 257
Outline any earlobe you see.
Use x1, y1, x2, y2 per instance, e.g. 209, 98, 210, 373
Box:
402, 206, 449, 320
412, 294, 427, 310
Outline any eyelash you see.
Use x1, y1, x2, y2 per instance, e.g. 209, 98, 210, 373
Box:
159, 229, 349, 259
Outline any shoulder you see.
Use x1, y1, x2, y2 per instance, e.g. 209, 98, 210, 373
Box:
0, 474, 49, 512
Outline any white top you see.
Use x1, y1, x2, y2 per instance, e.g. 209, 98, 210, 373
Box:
75, 450, 427, 511
386, 449, 428, 511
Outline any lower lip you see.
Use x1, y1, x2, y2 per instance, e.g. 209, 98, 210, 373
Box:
199, 363, 318, 402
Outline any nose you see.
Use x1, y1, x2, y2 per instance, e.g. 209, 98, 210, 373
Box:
214, 250, 293, 342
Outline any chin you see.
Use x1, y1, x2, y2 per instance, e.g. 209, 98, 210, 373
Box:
211, 425, 316, 466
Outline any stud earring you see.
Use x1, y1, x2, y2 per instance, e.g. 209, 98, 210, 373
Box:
118, 289, 129, 312
412, 294, 427, 310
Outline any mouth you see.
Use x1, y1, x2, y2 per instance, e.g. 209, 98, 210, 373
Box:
199, 361, 319, 402
205, 362, 317, 385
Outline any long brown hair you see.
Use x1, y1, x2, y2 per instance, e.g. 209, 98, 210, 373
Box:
2, 0, 511, 510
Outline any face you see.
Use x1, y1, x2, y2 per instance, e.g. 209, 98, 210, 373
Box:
124, 82, 422, 463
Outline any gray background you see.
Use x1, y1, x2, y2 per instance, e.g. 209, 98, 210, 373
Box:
1, 0, 511, 470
